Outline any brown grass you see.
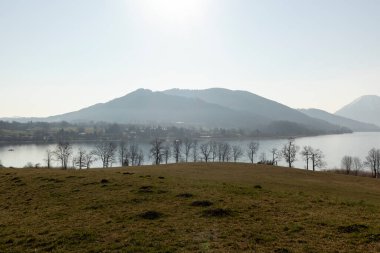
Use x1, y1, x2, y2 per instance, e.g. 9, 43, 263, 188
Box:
0, 163, 380, 252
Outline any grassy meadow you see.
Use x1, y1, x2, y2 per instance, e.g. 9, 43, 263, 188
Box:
0, 163, 379, 252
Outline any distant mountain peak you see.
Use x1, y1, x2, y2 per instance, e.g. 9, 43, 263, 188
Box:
335, 95, 380, 127
352, 95, 380, 104
299, 108, 380, 132
130, 88, 153, 94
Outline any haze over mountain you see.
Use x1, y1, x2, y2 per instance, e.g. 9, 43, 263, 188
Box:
2, 88, 349, 137
299, 108, 380, 132
1, 88, 360, 136
335, 95, 380, 127
47, 89, 268, 129
164, 88, 349, 133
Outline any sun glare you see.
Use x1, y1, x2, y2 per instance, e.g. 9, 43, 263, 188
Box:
137, 0, 206, 26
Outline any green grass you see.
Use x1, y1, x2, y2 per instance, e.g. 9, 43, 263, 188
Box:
0, 163, 380, 252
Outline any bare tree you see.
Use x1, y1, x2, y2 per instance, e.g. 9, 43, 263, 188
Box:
269, 148, 281, 165
353, 157, 363, 176
75, 148, 87, 169
44, 149, 54, 168
172, 139, 182, 163
341, 155, 353, 174
129, 143, 140, 166
163, 145, 171, 164
118, 141, 130, 167
85, 151, 96, 169
54, 142, 73, 169
247, 141, 260, 163
95, 141, 117, 168
281, 138, 299, 168
259, 152, 267, 163
210, 141, 218, 162
192, 140, 198, 162
150, 138, 165, 165
301, 146, 313, 170
377, 149, 380, 178
217, 142, 223, 162
200, 142, 212, 163
137, 150, 144, 166
310, 149, 325, 171
365, 148, 380, 178
232, 145, 243, 163
220, 142, 232, 162
183, 138, 192, 163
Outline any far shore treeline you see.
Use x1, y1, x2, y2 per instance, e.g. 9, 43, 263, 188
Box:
0, 120, 350, 145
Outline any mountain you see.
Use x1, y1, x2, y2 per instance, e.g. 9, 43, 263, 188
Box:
1, 88, 351, 136
46, 89, 268, 129
299, 108, 380, 132
163, 88, 348, 133
335, 95, 380, 127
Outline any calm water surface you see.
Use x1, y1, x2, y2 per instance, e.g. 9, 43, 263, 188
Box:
0, 132, 379, 170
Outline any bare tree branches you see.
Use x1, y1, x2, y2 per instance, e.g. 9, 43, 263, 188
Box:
301, 146, 313, 170
183, 138, 192, 163
129, 143, 140, 166
95, 141, 117, 168
85, 151, 96, 169
163, 145, 171, 164
54, 142, 73, 169
137, 150, 144, 166
172, 139, 182, 163
45, 149, 53, 168
192, 140, 198, 162
247, 141, 259, 163
341, 155, 353, 174
200, 142, 211, 163
310, 149, 325, 171
75, 148, 87, 169
365, 148, 380, 178
232, 145, 243, 163
353, 157, 363, 176
119, 141, 129, 167
220, 143, 232, 162
282, 138, 299, 168
269, 148, 281, 165
210, 141, 218, 162
150, 138, 165, 165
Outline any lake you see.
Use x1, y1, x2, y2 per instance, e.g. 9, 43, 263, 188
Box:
0, 132, 379, 170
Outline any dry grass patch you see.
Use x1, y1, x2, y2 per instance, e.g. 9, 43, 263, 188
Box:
1, 163, 380, 252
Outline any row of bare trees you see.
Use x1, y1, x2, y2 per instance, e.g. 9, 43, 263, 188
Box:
149, 138, 261, 165
40, 138, 331, 171
151, 137, 327, 172
46, 141, 144, 169
263, 138, 326, 171
341, 148, 380, 178
43, 138, 327, 170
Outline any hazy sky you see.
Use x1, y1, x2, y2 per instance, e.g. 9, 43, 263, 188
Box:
0, 0, 379, 117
